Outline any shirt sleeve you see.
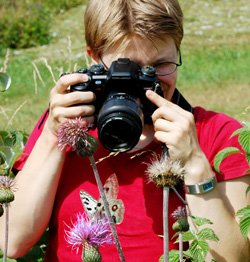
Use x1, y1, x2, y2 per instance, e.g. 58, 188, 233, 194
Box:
13, 108, 49, 173
194, 106, 250, 182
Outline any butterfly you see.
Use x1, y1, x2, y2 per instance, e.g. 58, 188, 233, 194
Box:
80, 173, 125, 224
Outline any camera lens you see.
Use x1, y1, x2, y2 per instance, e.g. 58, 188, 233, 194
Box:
97, 94, 143, 152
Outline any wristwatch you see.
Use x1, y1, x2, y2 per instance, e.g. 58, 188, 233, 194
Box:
184, 174, 217, 194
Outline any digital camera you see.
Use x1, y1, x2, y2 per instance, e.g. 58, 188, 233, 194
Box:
69, 58, 163, 152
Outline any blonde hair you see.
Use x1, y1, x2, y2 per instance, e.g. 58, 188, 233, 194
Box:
84, 0, 183, 55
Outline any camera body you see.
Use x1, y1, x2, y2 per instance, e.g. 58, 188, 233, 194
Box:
70, 58, 163, 152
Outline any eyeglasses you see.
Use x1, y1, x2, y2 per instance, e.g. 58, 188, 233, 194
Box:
99, 49, 182, 76
153, 50, 182, 76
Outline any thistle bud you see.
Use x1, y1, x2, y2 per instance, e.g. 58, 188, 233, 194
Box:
0, 188, 15, 203
171, 206, 189, 232
82, 243, 102, 262
172, 217, 189, 232
75, 133, 99, 157
0, 176, 16, 203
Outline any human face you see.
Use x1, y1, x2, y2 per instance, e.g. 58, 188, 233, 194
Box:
95, 36, 179, 101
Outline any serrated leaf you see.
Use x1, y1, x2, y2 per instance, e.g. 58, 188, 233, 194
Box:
189, 239, 208, 261
168, 250, 179, 262
238, 131, 250, 154
197, 228, 219, 242
11, 130, 24, 147
0, 72, 11, 92
191, 215, 213, 227
174, 230, 196, 243
231, 127, 249, 137
214, 147, 241, 173
236, 205, 250, 241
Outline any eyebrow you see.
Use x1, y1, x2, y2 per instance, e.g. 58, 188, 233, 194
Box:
151, 55, 176, 66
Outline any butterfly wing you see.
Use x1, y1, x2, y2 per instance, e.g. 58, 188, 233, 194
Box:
96, 174, 125, 224
79, 190, 97, 220
103, 173, 119, 201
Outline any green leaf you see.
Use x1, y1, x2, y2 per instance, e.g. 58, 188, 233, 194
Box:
0, 146, 15, 169
10, 131, 24, 147
0, 151, 6, 165
238, 131, 250, 154
214, 147, 241, 173
174, 230, 196, 243
231, 127, 250, 137
246, 186, 250, 197
189, 239, 208, 261
0, 131, 13, 147
246, 155, 250, 166
236, 205, 250, 241
197, 228, 219, 242
0, 72, 11, 92
191, 215, 213, 227
166, 250, 179, 262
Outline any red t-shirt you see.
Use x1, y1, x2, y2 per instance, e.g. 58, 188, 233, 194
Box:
14, 106, 249, 262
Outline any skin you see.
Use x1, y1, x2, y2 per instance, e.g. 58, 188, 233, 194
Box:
0, 36, 249, 261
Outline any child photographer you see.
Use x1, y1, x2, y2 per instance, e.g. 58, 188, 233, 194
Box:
0, 0, 249, 261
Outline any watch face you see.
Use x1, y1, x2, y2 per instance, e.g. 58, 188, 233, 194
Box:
202, 181, 213, 192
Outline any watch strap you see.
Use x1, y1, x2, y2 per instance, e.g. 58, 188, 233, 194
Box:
184, 174, 217, 194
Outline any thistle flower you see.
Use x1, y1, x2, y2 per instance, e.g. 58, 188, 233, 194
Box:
172, 206, 189, 232
145, 154, 185, 188
57, 117, 98, 157
65, 213, 114, 262
0, 176, 16, 203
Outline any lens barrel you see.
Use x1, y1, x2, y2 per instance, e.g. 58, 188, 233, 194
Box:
97, 93, 143, 152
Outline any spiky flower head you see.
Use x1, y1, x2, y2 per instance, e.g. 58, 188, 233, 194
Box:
171, 206, 189, 232
57, 117, 98, 157
145, 154, 185, 187
65, 213, 114, 262
0, 176, 16, 203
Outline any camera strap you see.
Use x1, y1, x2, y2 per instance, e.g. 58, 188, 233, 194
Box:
171, 88, 194, 114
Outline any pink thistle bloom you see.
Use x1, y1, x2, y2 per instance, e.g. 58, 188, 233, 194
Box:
57, 117, 90, 151
65, 213, 114, 253
0, 176, 16, 191
57, 117, 98, 157
171, 206, 187, 220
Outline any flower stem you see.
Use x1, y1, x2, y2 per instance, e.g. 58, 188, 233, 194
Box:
4, 203, 9, 262
163, 186, 169, 262
179, 231, 183, 262
89, 155, 126, 262
171, 186, 188, 206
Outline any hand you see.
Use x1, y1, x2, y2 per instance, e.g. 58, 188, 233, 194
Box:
146, 90, 212, 182
45, 73, 96, 137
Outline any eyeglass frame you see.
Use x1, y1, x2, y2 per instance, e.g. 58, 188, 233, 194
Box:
98, 49, 182, 76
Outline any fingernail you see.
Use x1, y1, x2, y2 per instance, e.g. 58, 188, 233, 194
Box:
146, 90, 154, 97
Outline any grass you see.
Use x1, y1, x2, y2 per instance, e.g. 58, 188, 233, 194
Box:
0, 0, 250, 134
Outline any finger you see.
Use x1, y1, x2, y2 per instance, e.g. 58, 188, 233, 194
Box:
151, 105, 180, 123
54, 73, 89, 94
146, 89, 171, 108
51, 91, 96, 108
50, 106, 95, 125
